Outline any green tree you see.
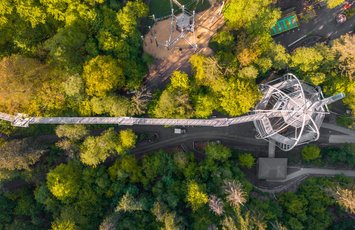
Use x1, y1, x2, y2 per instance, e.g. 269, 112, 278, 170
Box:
291, 47, 324, 73
152, 90, 193, 118
301, 145, 321, 161
186, 181, 208, 211
224, 0, 274, 30
55, 125, 88, 141
238, 153, 255, 168
83, 55, 125, 97
47, 161, 81, 201
205, 142, 231, 162
80, 129, 117, 167
220, 79, 261, 116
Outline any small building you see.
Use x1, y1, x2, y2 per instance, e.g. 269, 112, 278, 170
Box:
258, 158, 288, 180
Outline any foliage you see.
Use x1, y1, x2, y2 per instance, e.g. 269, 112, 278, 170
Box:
238, 153, 255, 168
327, 0, 344, 8
80, 128, 137, 166
220, 79, 261, 116
302, 144, 321, 161
223, 180, 247, 207
186, 181, 208, 211
323, 144, 355, 167
0, 138, 45, 171
52, 218, 77, 230
205, 142, 232, 162
330, 185, 355, 214
47, 161, 81, 201
0, 55, 67, 115
224, 0, 274, 30
56, 125, 88, 141
82, 55, 125, 97
116, 193, 143, 212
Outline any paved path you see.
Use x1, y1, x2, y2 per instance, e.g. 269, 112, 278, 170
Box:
256, 167, 355, 193
329, 135, 355, 143
322, 122, 355, 136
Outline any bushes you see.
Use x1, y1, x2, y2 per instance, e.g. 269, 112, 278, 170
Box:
302, 145, 321, 161
238, 153, 255, 168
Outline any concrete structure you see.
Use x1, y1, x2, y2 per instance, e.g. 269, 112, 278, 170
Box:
258, 158, 288, 180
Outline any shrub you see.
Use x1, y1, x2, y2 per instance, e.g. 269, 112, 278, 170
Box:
301, 145, 321, 161
238, 153, 255, 168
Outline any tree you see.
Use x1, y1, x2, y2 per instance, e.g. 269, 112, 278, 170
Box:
327, 0, 344, 8
189, 54, 226, 92
55, 125, 88, 141
219, 79, 261, 116
238, 153, 255, 168
301, 145, 321, 161
0, 55, 67, 115
80, 129, 117, 167
82, 55, 125, 97
118, 129, 137, 150
170, 71, 190, 91
152, 90, 193, 118
88, 96, 132, 117
51, 218, 77, 230
224, 0, 274, 30
0, 138, 45, 171
116, 193, 143, 212
223, 180, 247, 207
62, 74, 84, 97
80, 128, 136, 166
331, 34, 354, 80
279, 192, 308, 219
193, 92, 218, 118
208, 195, 224, 216
291, 47, 324, 73
47, 161, 81, 201
186, 181, 208, 211
331, 186, 355, 214
130, 87, 151, 115
205, 142, 231, 162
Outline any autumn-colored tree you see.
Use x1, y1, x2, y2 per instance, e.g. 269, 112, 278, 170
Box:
0, 55, 67, 115
208, 195, 224, 216
331, 186, 355, 214
0, 138, 45, 171
82, 55, 125, 97
223, 180, 247, 207
186, 181, 208, 211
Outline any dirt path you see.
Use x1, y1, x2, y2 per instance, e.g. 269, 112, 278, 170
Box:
144, 3, 225, 91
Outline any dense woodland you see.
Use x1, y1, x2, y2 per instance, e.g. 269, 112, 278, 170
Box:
0, 0, 355, 229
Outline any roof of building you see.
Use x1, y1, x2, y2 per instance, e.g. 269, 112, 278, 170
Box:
258, 158, 288, 180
